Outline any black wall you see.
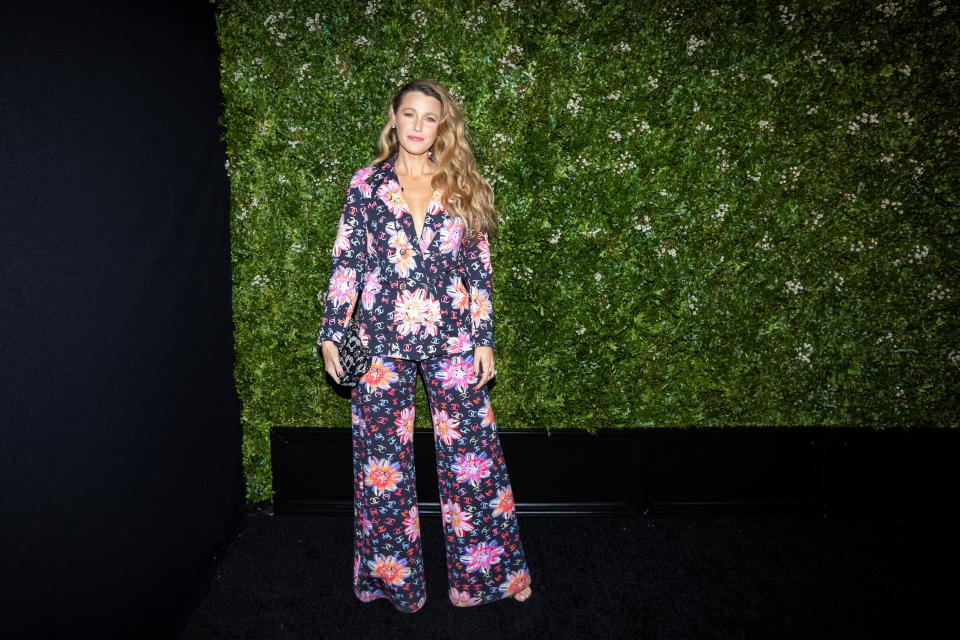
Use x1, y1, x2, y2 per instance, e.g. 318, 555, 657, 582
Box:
0, 2, 244, 637
270, 426, 956, 518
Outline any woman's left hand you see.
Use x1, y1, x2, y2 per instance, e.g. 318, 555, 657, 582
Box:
472, 346, 496, 390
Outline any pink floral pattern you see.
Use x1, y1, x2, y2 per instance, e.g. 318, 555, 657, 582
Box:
351, 351, 532, 613
319, 153, 495, 360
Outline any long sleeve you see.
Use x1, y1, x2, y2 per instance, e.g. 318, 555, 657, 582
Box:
318, 177, 367, 346
461, 230, 495, 349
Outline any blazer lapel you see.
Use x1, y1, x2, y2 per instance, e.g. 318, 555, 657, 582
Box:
372, 154, 421, 265
418, 190, 446, 258
369, 154, 395, 195
375, 153, 446, 260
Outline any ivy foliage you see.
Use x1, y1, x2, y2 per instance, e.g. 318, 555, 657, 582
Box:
215, 0, 959, 501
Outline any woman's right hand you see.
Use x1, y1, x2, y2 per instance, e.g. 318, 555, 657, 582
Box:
320, 340, 344, 385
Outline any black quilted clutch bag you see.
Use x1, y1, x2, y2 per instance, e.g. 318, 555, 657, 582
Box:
336, 313, 371, 388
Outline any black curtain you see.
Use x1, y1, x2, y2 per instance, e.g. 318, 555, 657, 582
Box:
0, 2, 244, 637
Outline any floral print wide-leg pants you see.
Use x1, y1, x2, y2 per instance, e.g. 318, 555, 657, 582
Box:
350, 350, 532, 613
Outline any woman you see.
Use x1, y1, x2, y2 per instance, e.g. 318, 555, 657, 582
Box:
318, 79, 533, 613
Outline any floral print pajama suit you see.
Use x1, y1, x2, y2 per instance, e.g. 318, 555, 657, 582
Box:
318, 153, 532, 613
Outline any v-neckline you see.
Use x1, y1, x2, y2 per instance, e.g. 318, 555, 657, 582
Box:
399, 185, 440, 247
388, 154, 441, 250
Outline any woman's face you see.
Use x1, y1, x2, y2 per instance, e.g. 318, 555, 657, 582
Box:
394, 91, 442, 157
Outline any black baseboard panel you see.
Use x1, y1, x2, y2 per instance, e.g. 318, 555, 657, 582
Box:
269, 426, 957, 517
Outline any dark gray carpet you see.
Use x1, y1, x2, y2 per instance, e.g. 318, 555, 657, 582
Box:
180, 510, 951, 639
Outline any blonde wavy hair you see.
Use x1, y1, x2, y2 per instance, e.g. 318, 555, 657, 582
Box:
372, 78, 498, 246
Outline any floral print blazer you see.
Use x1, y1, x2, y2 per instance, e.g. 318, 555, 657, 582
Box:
318, 152, 495, 361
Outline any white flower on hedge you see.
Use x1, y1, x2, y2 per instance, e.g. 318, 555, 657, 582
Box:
688, 294, 698, 314
796, 343, 813, 364
648, 76, 659, 90
755, 233, 771, 250
295, 62, 311, 83
411, 8, 427, 27
778, 166, 801, 185
355, 36, 370, 47
263, 12, 292, 46
778, 5, 797, 28
491, 133, 511, 149
461, 11, 485, 30
633, 215, 651, 232
498, 44, 523, 73
832, 271, 844, 290
364, 1, 381, 16
875, 332, 895, 345
804, 48, 827, 64
549, 229, 562, 244
497, 0, 516, 12
606, 90, 621, 100
252, 275, 270, 291
614, 153, 636, 174
896, 111, 914, 125
654, 243, 676, 258
305, 13, 322, 31
594, 272, 602, 281
712, 203, 729, 220
876, 1, 902, 18
880, 198, 903, 212
785, 280, 804, 294
762, 73, 779, 86
613, 41, 631, 54
576, 326, 586, 335
849, 238, 877, 252
758, 120, 775, 132
929, 284, 951, 300
511, 265, 533, 281
909, 158, 925, 178
807, 210, 823, 226
566, 94, 582, 117
907, 245, 929, 263
686, 35, 706, 56
948, 350, 960, 364
848, 112, 879, 134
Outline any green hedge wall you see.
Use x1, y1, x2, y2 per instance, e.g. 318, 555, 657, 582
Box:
214, 0, 959, 501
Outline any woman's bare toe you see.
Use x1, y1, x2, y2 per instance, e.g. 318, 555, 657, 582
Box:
514, 585, 532, 602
